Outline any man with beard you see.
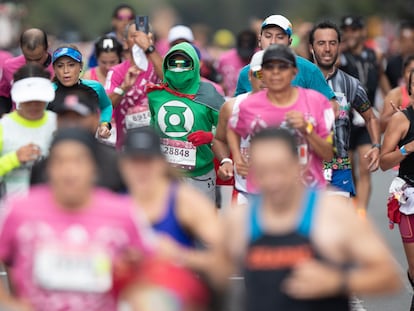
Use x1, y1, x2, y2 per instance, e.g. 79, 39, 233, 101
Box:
309, 21, 381, 198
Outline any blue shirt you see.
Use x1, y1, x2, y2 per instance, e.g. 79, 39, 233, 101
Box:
234, 55, 336, 100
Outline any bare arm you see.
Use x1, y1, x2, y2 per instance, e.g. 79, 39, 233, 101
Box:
380, 112, 409, 171
304, 131, 334, 162
380, 88, 402, 133
361, 108, 381, 171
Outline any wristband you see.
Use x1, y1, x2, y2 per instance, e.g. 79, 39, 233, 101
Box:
400, 145, 409, 156
220, 158, 233, 166
305, 122, 314, 135
372, 143, 381, 150
114, 87, 125, 96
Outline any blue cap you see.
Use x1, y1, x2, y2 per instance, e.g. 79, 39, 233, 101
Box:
52, 47, 82, 64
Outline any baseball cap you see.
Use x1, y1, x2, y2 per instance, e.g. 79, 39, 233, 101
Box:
261, 15, 293, 37
54, 93, 98, 116
341, 16, 365, 29
262, 44, 297, 67
11, 77, 55, 105
250, 50, 265, 71
122, 127, 163, 157
168, 25, 194, 44
52, 46, 82, 64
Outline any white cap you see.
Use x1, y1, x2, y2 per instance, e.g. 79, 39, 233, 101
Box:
11, 77, 55, 105
250, 50, 265, 72
168, 25, 194, 44
261, 15, 293, 37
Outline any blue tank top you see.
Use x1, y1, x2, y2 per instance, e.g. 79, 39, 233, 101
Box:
152, 184, 195, 248
245, 189, 349, 311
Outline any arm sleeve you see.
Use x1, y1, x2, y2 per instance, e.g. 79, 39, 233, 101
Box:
234, 66, 251, 96
0, 125, 21, 177
95, 84, 113, 123
309, 67, 336, 100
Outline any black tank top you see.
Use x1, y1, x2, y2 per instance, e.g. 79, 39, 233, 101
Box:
244, 190, 349, 311
398, 106, 414, 185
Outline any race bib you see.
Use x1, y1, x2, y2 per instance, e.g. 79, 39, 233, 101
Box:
125, 107, 151, 129
33, 244, 112, 293
161, 138, 196, 170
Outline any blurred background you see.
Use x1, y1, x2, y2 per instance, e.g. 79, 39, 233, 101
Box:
1, 0, 413, 53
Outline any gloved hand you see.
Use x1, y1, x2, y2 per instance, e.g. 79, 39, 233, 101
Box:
187, 131, 214, 147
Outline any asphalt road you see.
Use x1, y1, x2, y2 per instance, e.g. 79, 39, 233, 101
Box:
363, 169, 412, 310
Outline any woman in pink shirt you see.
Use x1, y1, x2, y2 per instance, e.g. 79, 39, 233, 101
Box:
0, 128, 154, 311
228, 44, 334, 191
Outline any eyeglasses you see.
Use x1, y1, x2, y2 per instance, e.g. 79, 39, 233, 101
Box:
167, 59, 193, 72
116, 14, 134, 21
252, 70, 263, 80
262, 62, 293, 71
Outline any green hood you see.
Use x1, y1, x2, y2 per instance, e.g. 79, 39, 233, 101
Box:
163, 42, 200, 95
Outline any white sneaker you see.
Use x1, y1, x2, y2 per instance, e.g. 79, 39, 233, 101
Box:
349, 296, 367, 311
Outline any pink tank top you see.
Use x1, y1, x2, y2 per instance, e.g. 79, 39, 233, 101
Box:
401, 84, 411, 109
90, 67, 99, 82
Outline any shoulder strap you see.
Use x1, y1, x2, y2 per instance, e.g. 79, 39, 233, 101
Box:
403, 106, 414, 121
297, 189, 319, 237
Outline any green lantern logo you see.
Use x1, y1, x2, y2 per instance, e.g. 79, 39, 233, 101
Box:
158, 100, 195, 138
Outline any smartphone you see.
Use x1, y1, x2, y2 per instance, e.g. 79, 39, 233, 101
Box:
135, 16, 149, 34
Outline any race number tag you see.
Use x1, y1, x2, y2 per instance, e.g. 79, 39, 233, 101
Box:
161, 138, 196, 170
125, 107, 151, 129
298, 144, 308, 166
33, 245, 112, 293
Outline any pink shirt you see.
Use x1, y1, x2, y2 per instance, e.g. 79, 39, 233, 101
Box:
0, 55, 54, 97
217, 48, 248, 97
229, 87, 334, 189
0, 186, 154, 311
105, 59, 158, 148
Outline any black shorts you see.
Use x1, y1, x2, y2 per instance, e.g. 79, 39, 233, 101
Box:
349, 125, 371, 151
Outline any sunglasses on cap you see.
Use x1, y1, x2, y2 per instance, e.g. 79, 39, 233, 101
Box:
167, 59, 193, 72
116, 13, 134, 21
252, 70, 263, 80
262, 62, 293, 71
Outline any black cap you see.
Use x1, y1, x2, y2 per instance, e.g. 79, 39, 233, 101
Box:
262, 44, 297, 67
54, 93, 98, 116
122, 127, 164, 157
340, 16, 365, 29
50, 127, 97, 160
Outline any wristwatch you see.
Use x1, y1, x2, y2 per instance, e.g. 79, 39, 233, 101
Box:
114, 87, 125, 96
145, 45, 156, 55
372, 143, 382, 150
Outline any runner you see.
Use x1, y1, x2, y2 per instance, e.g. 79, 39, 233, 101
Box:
309, 21, 381, 197
0, 128, 154, 311
224, 127, 401, 311
217, 29, 257, 96
83, 35, 123, 86
339, 15, 390, 210
119, 127, 228, 286
234, 15, 336, 106
381, 55, 414, 132
228, 44, 334, 191
31, 92, 125, 193
105, 21, 162, 148
147, 42, 225, 202
386, 21, 414, 88
168, 25, 195, 47
0, 28, 54, 116
214, 50, 265, 204
380, 69, 414, 310
0, 64, 56, 199
48, 45, 113, 139
87, 4, 135, 68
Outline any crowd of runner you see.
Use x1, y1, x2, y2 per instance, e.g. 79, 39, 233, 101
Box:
0, 3, 414, 311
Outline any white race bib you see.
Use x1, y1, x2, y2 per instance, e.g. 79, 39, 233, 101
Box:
125, 110, 151, 129
161, 138, 196, 170
33, 245, 112, 293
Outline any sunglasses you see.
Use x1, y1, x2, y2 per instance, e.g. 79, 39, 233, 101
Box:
252, 70, 263, 80
167, 59, 193, 72
262, 62, 293, 71
116, 14, 134, 21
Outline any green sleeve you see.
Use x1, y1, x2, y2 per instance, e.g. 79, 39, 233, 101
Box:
82, 80, 113, 123
0, 126, 21, 177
